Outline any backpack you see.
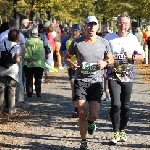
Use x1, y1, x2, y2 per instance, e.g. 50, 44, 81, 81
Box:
147, 36, 150, 49
0, 41, 17, 69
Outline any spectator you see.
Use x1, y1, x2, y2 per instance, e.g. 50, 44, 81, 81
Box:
23, 28, 45, 98
0, 18, 25, 102
0, 22, 9, 34
0, 29, 21, 114
46, 24, 56, 74
135, 27, 144, 46
143, 25, 150, 46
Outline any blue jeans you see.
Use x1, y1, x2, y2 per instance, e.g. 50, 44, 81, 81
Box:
46, 53, 53, 73
62, 50, 67, 67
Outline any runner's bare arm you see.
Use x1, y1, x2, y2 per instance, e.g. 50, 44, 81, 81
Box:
105, 51, 114, 65
64, 51, 72, 67
97, 52, 114, 70
133, 54, 143, 61
64, 51, 79, 70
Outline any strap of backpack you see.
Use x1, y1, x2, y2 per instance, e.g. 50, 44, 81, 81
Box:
4, 41, 17, 53
10, 44, 18, 52
4, 41, 8, 52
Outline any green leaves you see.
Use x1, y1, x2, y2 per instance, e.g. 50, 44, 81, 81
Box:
1, 0, 150, 23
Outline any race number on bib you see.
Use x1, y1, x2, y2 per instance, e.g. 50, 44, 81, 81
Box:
114, 53, 128, 64
114, 53, 126, 60
81, 62, 98, 74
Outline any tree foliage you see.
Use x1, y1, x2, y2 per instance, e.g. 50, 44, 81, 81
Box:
1, 0, 150, 23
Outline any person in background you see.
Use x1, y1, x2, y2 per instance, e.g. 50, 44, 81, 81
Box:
96, 28, 102, 37
0, 18, 26, 103
46, 24, 56, 73
0, 29, 21, 114
23, 28, 45, 98
65, 24, 81, 117
102, 26, 111, 101
143, 25, 150, 46
102, 26, 111, 37
143, 25, 150, 63
38, 23, 52, 82
20, 19, 38, 38
61, 24, 70, 40
53, 19, 62, 38
0, 22, 9, 34
135, 27, 144, 46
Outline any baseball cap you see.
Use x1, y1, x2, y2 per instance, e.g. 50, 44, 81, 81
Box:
85, 16, 98, 24
72, 24, 80, 30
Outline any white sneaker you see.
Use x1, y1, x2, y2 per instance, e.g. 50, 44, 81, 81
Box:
58, 67, 64, 69
110, 132, 120, 144
119, 130, 127, 142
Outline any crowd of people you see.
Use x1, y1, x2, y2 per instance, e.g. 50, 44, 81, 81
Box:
0, 13, 146, 150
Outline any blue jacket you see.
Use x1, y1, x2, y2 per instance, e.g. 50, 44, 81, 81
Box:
60, 35, 71, 51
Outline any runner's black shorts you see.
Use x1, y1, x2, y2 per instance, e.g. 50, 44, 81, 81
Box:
68, 68, 76, 80
73, 80, 102, 103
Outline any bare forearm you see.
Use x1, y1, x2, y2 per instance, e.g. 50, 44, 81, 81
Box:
134, 54, 143, 61
107, 57, 114, 65
64, 57, 72, 67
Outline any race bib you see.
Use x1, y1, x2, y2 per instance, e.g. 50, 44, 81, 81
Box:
114, 53, 128, 64
81, 62, 98, 74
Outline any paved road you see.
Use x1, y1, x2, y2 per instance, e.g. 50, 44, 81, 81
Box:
0, 68, 150, 150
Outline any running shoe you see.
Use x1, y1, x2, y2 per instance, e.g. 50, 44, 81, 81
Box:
104, 97, 110, 101
88, 121, 96, 135
110, 132, 120, 144
79, 141, 89, 150
119, 130, 127, 142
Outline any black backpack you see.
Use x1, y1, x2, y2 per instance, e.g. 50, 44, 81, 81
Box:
0, 41, 17, 69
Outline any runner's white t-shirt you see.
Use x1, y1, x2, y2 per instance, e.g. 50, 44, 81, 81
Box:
105, 32, 144, 82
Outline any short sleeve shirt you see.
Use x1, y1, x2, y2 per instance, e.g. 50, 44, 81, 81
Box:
68, 36, 111, 83
0, 40, 21, 82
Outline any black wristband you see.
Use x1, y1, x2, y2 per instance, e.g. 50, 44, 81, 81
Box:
132, 54, 135, 60
106, 60, 109, 65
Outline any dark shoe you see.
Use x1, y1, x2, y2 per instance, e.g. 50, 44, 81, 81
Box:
79, 141, 88, 150
36, 93, 41, 98
88, 121, 96, 135
27, 93, 32, 98
72, 111, 79, 118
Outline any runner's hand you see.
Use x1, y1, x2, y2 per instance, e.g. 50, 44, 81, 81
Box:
97, 61, 107, 70
71, 61, 80, 70
124, 51, 132, 59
